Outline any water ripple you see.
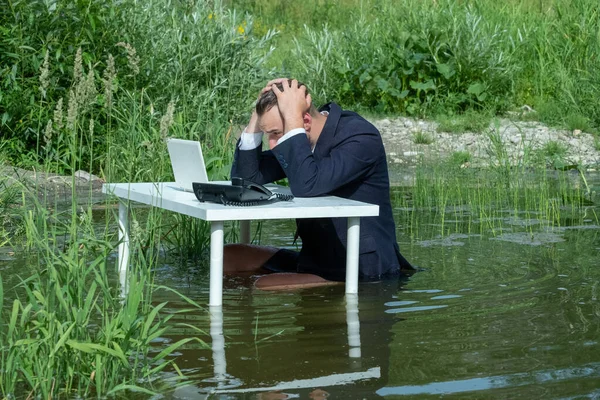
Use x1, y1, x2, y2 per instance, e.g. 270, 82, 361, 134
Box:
377, 362, 600, 396
385, 305, 448, 314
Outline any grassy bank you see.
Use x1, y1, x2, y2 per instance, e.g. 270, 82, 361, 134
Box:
233, 0, 600, 133
1, 0, 273, 178
2, 0, 600, 175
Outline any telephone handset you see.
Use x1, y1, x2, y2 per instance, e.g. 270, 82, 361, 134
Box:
192, 177, 294, 206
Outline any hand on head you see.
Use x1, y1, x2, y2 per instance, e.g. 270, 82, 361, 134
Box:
251, 78, 315, 145
271, 79, 312, 122
259, 78, 291, 98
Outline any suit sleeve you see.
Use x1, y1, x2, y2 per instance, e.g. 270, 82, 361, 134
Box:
270, 132, 380, 197
230, 140, 286, 185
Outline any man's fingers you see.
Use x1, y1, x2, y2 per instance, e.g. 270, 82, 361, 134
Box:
266, 78, 289, 87
259, 78, 290, 98
271, 83, 282, 96
306, 93, 312, 110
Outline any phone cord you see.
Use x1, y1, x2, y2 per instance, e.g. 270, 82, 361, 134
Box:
274, 193, 294, 201
219, 195, 260, 207
218, 193, 294, 206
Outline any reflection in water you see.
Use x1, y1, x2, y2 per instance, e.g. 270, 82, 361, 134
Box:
209, 306, 226, 384
385, 304, 448, 314
346, 294, 361, 359
377, 362, 600, 396
198, 286, 396, 398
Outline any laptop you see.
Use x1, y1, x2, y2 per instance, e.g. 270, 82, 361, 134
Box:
166, 138, 209, 192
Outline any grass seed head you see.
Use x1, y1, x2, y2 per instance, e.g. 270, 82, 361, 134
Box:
160, 99, 176, 140
67, 89, 78, 131
73, 47, 83, 84
43, 119, 53, 145
39, 50, 50, 99
103, 54, 117, 109
116, 42, 140, 76
75, 69, 97, 111
89, 118, 94, 138
53, 98, 64, 131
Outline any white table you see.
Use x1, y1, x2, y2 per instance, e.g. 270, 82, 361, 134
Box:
102, 182, 379, 306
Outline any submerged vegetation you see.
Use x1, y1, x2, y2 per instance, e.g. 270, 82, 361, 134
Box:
1, 0, 599, 397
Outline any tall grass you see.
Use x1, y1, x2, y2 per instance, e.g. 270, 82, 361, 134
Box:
0, 2, 255, 394
1, 92, 210, 396
1, 0, 274, 175
0, 195, 209, 398
0, 166, 23, 247
247, 0, 600, 131
397, 163, 597, 238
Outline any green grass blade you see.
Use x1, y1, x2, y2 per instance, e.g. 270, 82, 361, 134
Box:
141, 301, 167, 339
66, 341, 129, 367
150, 337, 198, 363
0, 275, 3, 322
7, 300, 20, 340
106, 384, 157, 396
51, 322, 77, 357
153, 285, 205, 310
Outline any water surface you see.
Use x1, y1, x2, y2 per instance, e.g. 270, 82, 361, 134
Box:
2, 173, 600, 399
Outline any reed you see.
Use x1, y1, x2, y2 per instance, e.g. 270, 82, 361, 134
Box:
0, 176, 211, 399
401, 162, 597, 239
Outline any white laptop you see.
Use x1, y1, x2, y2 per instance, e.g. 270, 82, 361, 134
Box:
166, 138, 209, 192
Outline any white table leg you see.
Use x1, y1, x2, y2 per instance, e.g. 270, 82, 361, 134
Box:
210, 305, 227, 382
346, 217, 360, 294
118, 202, 130, 291
240, 220, 251, 244
346, 294, 361, 359
210, 221, 225, 306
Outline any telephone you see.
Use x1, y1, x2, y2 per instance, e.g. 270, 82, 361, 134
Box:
192, 177, 294, 206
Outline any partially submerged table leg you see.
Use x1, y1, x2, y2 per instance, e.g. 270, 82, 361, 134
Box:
210, 305, 227, 383
210, 221, 225, 306
240, 220, 251, 244
346, 217, 360, 294
118, 202, 130, 290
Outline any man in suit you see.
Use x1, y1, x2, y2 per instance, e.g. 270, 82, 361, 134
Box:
225, 78, 413, 289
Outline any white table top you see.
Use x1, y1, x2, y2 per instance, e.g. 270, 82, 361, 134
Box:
103, 182, 379, 221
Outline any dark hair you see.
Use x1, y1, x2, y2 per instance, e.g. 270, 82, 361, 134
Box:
255, 79, 317, 116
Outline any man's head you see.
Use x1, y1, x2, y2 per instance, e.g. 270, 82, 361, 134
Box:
256, 80, 320, 150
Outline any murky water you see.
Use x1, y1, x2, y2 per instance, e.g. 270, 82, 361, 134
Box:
2, 173, 600, 399
153, 189, 600, 398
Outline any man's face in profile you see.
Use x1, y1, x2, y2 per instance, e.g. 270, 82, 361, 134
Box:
259, 106, 285, 150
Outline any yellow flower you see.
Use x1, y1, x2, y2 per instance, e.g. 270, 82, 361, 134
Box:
237, 25, 245, 35
208, 13, 214, 20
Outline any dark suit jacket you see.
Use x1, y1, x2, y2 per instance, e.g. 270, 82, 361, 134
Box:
231, 102, 412, 281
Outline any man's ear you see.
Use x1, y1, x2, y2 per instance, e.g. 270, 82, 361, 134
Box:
303, 112, 312, 132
